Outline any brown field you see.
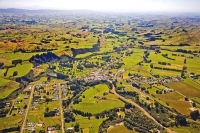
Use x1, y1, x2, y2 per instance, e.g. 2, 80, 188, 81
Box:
156, 92, 191, 115
108, 125, 137, 133
166, 82, 200, 98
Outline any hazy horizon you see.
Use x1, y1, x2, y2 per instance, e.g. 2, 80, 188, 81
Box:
0, 0, 200, 13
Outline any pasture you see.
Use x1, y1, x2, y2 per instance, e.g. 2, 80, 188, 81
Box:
65, 117, 105, 133
6, 62, 33, 78
73, 84, 124, 114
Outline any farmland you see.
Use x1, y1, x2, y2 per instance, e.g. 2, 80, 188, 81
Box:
0, 8, 200, 133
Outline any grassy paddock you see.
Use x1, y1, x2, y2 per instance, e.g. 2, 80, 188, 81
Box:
73, 84, 124, 114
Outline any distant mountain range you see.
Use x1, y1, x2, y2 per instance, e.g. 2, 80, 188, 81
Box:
0, 8, 96, 14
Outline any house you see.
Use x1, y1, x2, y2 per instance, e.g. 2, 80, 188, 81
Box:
66, 127, 74, 133
6, 102, 11, 107
149, 45, 160, 50
164, 88, 172, 93
47, 126, 55, 131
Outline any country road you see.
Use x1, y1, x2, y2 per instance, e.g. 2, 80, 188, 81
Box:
58, 83, 65, 133
109, 82, 176, 133
20, 85, 35, 133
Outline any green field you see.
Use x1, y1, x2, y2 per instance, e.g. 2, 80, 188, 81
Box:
6, 62, 33, 77
73, 84, 124, 114
65, 117, 105, 133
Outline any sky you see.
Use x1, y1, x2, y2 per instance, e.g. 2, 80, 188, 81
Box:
0, 0, 200, 13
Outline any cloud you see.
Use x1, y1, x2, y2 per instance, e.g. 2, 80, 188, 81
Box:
0, 0, 199, 12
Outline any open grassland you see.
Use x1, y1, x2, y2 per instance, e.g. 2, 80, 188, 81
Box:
166, 82, 200, 98
73, 84, 124, 114
108, 125, 137, 133
0, 81, 19, 99
65, 117, 105, 133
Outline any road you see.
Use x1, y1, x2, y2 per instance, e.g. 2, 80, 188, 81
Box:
58, 83, 65, 133
109, 82, 176, 133
20, 85, 35, 133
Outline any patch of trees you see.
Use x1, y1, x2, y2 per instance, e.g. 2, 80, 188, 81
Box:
13, 71, 18, 76
0, 108, 9, 117
158, 62, 171, 65
84, 62, 96, 68
29, 52, 60, 66
190, 110, 200, 121
40, 39, 51, 44
111, 62, 124, 69
181, 66, 187, 78
80, 25, 89, 30
14, 48, 57, 53
12, 59, 22, 66
44, 111, 56, 117
95, 108, 121, 120
62, 99, 71, 108
55, 37, 69, 41
102, 56, 111, 62
114, 46, 123, 53
153, 66, 182, 72
0, 102, 6, 109
175, 115, 187, 126
117, 91, 138, 97
132, 83, 140, 89
0, 62, 4, 68
103, 28, 114, 33
73, 109, 92, 117
76, 64, 83, 70
98, 109, 123, 133
56, 73, 68, 79
64, 111, 75, 123
124, 108, 160, 133
0, 126, 20, 133
59, 62, 73, 68
21, 20, 37, 25
162, 54, 175, 60
175, 49, 193, 54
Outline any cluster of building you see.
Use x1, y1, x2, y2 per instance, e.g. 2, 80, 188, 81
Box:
85, 72, 103, 81
27, 123, 42, 131
130, 74, 181, 86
